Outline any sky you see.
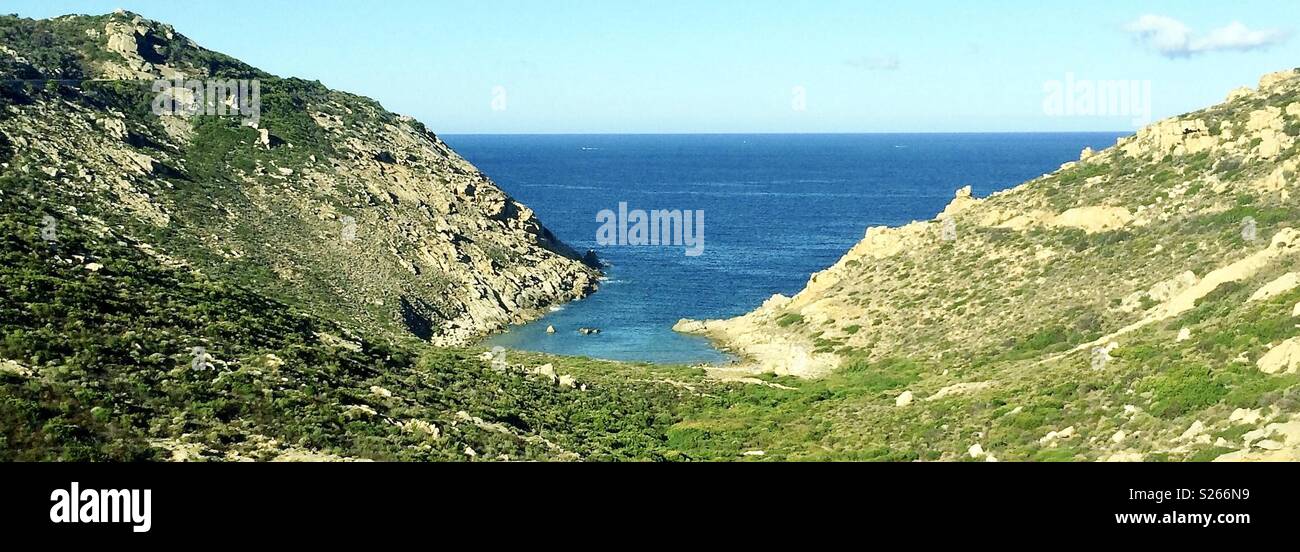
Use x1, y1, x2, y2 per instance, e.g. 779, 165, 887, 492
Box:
7, 0, 1300, 133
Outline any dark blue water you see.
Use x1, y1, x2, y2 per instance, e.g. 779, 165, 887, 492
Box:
443, 133, 1126, 364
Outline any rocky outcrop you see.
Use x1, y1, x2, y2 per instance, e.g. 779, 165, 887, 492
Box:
938, 185, 978, 218
675, 293, 841, 378
1047, 206, 1133, 233
1250, 273, 1300, 303
1258, 338, 1300, 375
1215, 420, 1300, 462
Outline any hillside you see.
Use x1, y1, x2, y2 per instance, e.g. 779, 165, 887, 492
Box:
0, 11, 597, 346
6, 11, 1300, 463
0, 11, 724, 462
0, 184, 719, 461
677, 69, 1300, 461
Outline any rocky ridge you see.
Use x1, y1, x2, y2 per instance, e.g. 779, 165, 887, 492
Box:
0, 11, 598, 345
678, 67, 1300, 461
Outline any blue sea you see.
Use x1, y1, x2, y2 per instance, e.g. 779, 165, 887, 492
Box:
443, 133, 1127, 364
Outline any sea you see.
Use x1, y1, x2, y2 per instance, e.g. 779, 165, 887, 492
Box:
442, 133, 1127, 364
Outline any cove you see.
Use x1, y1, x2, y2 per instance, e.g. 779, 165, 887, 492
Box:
445, 133, 1126, 364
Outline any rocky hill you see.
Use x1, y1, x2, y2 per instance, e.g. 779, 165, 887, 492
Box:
678, 69, 1300, 461
0, 11, 598, 346
0, 12, 705, 462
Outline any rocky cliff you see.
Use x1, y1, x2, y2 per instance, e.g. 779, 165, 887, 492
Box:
0, 11, 598, 345
679, 68, 1300, 461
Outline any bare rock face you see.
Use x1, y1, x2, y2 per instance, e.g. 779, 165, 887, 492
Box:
0, 11, 598, 345
1120, 118, 1216, 158
1259, 69, 1300, 92
1048, 206, 1133, 233
938, 185, 978, 218
98, 12, 187, 80
1258, 338, 1300, 375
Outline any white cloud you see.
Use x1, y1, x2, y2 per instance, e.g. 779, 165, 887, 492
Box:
1197, 21, 1288, 52
1126, 15, 1289, 58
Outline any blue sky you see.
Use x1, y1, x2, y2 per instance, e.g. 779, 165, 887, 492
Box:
8, 1, 1300, 133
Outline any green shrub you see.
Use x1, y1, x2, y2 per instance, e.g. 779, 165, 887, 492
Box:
775, 313, 804, 327
1137, 365, 1227, 418
837, 356, 921, 393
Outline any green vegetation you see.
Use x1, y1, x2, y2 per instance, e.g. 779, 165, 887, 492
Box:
665, 360, 925, 461
1137, 365, 1228, 418
0, 187, 701, 461
775, 313, 805, 327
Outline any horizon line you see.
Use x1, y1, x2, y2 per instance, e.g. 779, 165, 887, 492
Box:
439, 130, 1134, 136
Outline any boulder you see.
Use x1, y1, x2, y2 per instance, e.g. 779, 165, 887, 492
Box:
530, 363, 557, 382
1248, 272, 1300, 302
1049, 206, 1133, 234
1230, 408, 1263, 425
1039, 426, 1076, 446
1179, 420, 1206, 442
1257, 337, 1300, 374
938, 185, 978, 218
895, 390, 914, 407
